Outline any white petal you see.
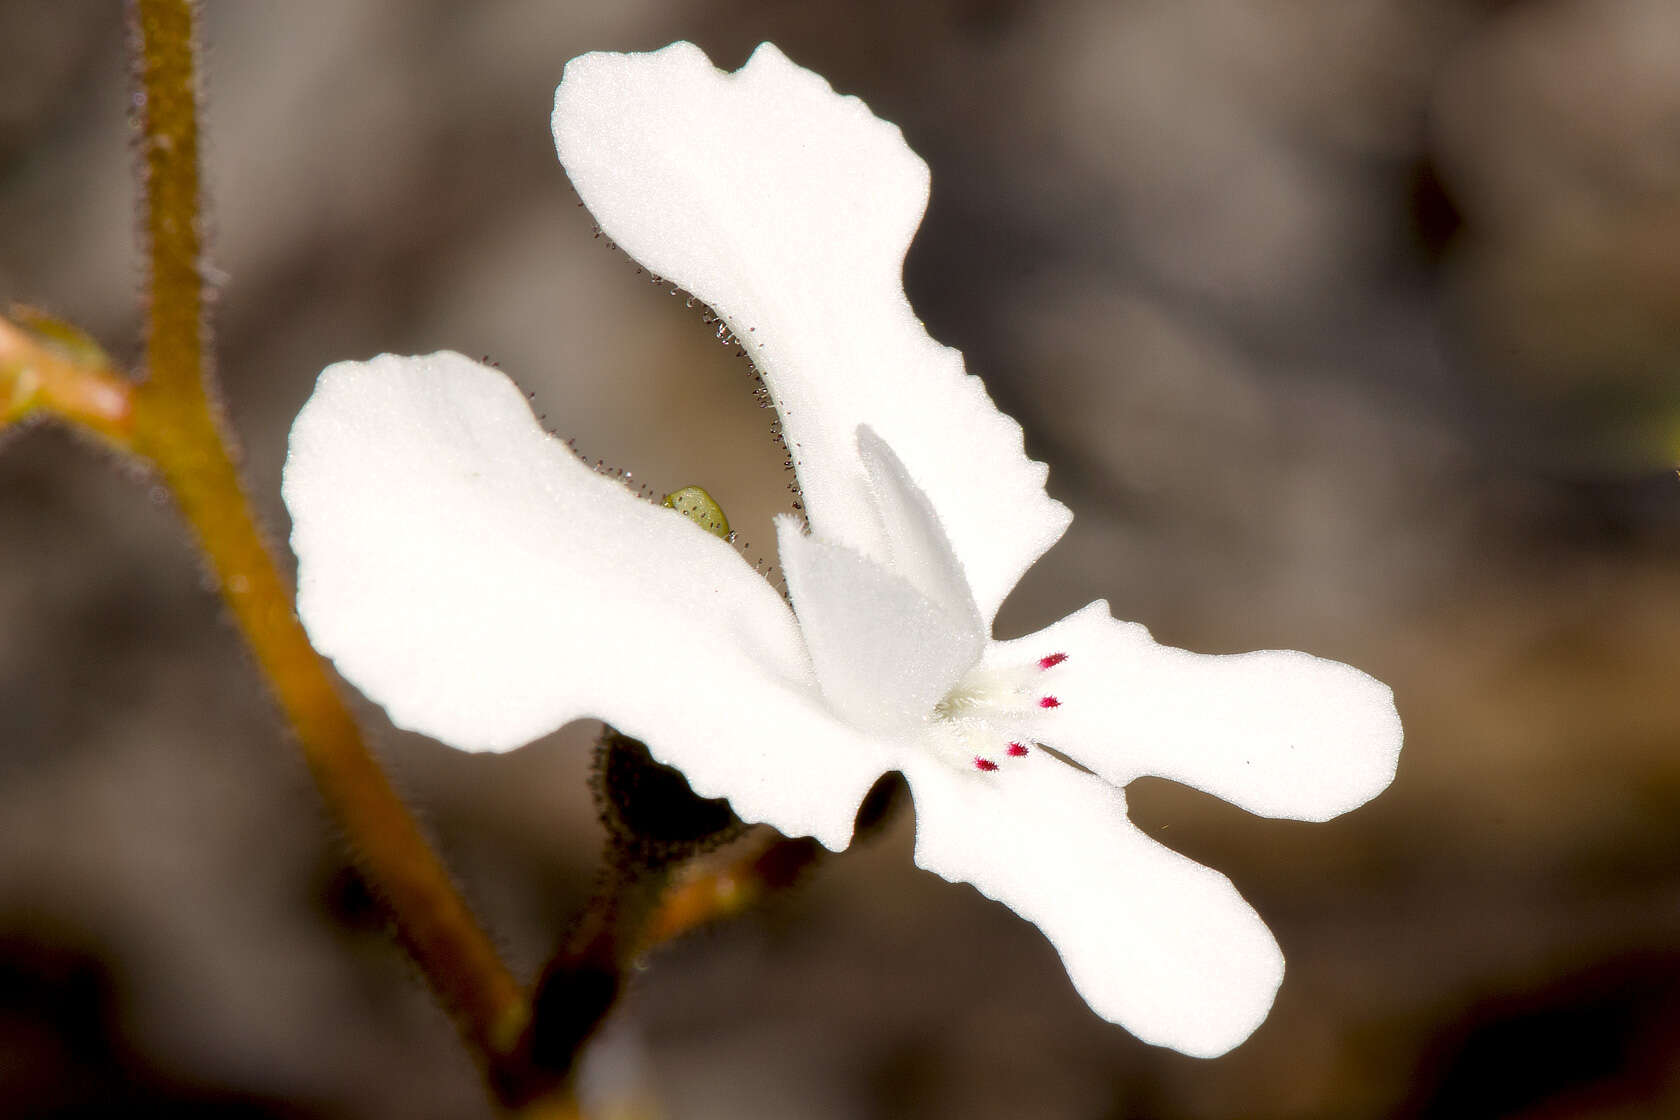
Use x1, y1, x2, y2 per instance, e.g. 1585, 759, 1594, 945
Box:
283, 352, 892, 849
855, 426, 982, 637
903, 752, 1284, 1057
1000, 602, 1402, 822
552, 42, 1071, 624
776, 516, 982, 735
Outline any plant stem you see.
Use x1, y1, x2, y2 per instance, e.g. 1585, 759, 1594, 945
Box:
0, 315, 135, 447
524, 860, 673, 1086
126, 0, 532, 1085
645, 833, 824, 947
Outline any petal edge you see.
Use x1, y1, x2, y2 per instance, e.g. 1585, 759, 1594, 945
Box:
284, 351, 892, 848
1001, 602, 1402, 822
552, 42, 1071, 624
904, 753, 1284, 1057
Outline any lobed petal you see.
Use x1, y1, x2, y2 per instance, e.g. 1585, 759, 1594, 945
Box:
1000, 602, 1402, 822
903, 752, 1285, 1057
283, 352, 891, 849
552, 42, 1071, 625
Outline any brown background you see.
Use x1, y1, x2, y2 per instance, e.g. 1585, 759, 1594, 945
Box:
4, 1, 1680, 1116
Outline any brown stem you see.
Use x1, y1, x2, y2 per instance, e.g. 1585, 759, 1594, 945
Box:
645, 834, 825, 948
641, 773, 902, 948
502, 830, 825, 1102
0, 315, 135, 447
516, 860, 674, 1096
125, 0, 532, 1087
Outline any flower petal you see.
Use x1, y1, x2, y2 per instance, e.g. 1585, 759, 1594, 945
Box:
552, 42, 1071, 624
855, 426, 982, 637
903, 752, 1284, 1057
1001, 602, 1402, 822
776, 515, 982, 735
283, 351, 891, 849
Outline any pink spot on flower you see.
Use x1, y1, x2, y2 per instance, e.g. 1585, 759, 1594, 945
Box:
1039, 696, 1060, 709
1038, 652, 1068, 670
974, 758, 999, 772
1007, 742, 1029, 757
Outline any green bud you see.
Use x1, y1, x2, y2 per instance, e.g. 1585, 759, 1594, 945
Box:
663, 485, 731, 540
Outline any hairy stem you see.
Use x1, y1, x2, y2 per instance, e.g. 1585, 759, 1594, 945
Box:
523, 860, 673, 1088
0, 314, 135, 447
126, 0, 533, 1087
646, 833, 824, 947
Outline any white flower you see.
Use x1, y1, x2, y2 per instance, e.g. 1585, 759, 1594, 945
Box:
282, 42, 1401, 1058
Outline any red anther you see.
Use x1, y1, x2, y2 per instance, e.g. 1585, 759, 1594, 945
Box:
1007, 742, 1029, 757
974, 758, 999, 772
1037, 652, 1068, 670
1039, 696, 1060, 709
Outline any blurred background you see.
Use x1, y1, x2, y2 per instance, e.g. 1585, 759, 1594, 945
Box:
3, 1, 1680, 1116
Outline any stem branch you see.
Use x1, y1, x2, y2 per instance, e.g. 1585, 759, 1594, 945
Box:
0, 314, 135, 447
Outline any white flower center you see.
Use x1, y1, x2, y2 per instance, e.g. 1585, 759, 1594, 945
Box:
920, 652, 1067, 774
